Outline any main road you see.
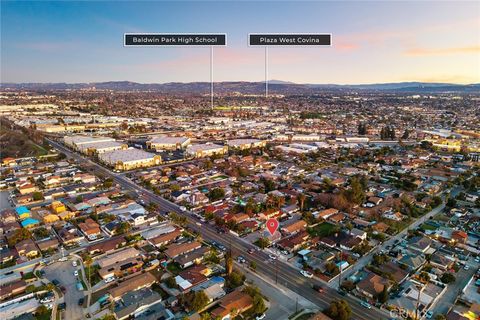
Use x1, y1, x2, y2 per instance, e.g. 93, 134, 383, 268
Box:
47, 138, 391, 320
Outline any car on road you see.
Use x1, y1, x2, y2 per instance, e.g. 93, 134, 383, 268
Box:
425, 311, 433, 319
255, 314, 266, 320
247, 248, 255, 254
179, 206, 187, 212
72, 260, 77, 267
300, 270, 313, 278
268, 254, 277, 260
74, 270, 79, 277
237, 256, 246, 263
313, 284, 324, 293
360, 301, 372, 309
105, 276, 116, 284
78, 298, 84, 306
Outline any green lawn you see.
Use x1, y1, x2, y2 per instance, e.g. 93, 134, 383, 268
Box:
420, 223, 437, 231
308, 222, 339, 237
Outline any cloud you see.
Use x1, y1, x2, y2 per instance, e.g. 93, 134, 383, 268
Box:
404, 45, 480, 56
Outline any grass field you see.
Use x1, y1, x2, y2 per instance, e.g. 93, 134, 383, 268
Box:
0, 128, 48, 159
308, 222, 339, 237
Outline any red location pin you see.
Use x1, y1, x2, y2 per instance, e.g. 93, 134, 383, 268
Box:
266, 218, 279, 235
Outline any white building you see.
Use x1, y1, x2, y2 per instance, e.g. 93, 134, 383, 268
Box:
98, 148, 161, 171
186, 143, 228, 158
226, 139, 266, 150
146, 136, 191, 151
64, 135, 116, 150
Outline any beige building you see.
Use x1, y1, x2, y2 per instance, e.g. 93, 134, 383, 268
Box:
186, 143, 228, 158
98, 148, 161, 171
146, 136, 191, 151
227, 139, 266, 150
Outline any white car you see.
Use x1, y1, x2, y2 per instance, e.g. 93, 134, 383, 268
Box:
464, 265, 470, 270
45, 303, 54, 309
256, 314, 266, 320
72, 261, 77, 267
300, 270, 313, 278
105, 276, 116, 283
268, 254, 277, 260
40, 297, 54, 304
58, 257, 68, 262
73, 270, 79, 277
179, 206, 187, 212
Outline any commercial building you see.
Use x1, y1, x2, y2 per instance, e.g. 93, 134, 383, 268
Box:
146, 136, 191, 151
64, 135, 116, 150
186, 143, 228, 158
98, 148, 161, 171
226, 139, 266, 150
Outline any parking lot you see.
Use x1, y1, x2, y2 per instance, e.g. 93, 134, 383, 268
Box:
44, 258, 85, 320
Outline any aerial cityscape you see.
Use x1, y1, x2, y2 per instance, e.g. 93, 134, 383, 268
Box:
0, 1, 479, 320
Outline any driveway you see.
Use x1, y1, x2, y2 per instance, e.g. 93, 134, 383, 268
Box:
44, 259, 85, 320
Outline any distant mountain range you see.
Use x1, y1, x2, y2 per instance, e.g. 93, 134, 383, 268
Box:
1, 81, 479, 94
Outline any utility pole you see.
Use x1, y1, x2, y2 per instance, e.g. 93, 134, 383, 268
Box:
210, 46, 214, 110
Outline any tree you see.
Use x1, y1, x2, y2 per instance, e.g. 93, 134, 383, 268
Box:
324, 299, 352, 320
252, 294, 266, 315
358, 123, 367, 135
208, 188, 225, 201
377, 286, 388, 303
225, 251, 233, 275
7, 228, 32, 246
249, 261, 257, 270
32, 192, 43, 201
227, 270, 245, 288
36, 305, 49, 316
188, 290, 210, 311
441, 273, 456, 284
345, 176, 366, 205
165, 276, 177, 288
255, 237, 270, 249
115, 221, 131, 235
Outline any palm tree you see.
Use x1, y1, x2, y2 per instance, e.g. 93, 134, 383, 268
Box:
83, 254, 93, 286
298, 193, 306, 211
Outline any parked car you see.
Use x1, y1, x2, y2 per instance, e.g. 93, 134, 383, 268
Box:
40, 297, 54, 304
60, 286, 66, 293
58, 302, 66, 311
73, 270, 79, 277
425, 311, 433, 319
255, 314, 266, 320
51, 279, 60, 286
105, 276, 116, 284
300, 270, 313, 278
72, 260, 77, 267
360, 301, 372, 309
268, 254, 277, 260
78, 298, 84, 306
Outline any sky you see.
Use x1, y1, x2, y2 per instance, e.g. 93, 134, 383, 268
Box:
1, 1, 479, 84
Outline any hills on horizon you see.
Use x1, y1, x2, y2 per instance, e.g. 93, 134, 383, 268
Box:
1, 80, 479, 94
